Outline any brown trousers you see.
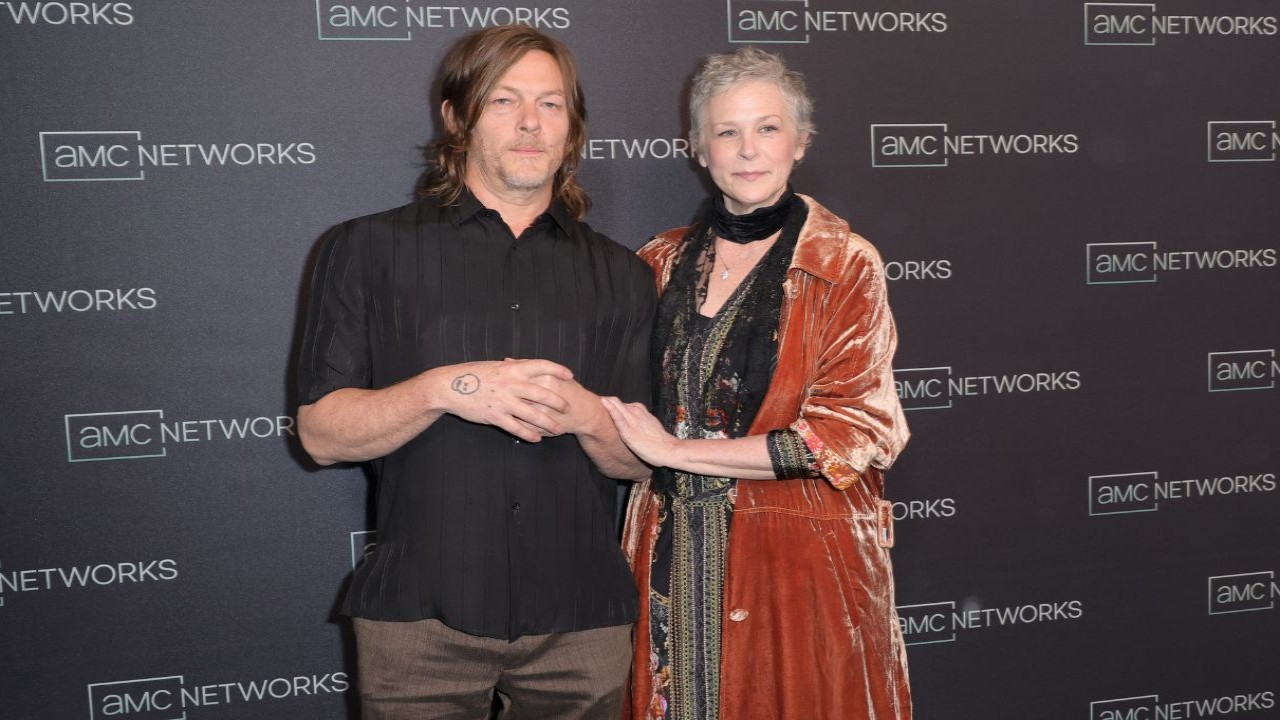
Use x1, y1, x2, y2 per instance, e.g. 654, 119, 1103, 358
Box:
353, 618, 632, 720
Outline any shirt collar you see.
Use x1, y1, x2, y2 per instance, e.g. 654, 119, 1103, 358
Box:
787, 194, 850, 285
448, 186, 573, 235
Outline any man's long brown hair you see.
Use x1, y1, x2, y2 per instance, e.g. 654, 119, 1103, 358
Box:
417, 26, 590, 219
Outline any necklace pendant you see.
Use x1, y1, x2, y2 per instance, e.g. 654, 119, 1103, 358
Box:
719, 269, 730, 280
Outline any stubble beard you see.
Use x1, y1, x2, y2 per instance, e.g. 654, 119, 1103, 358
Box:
489, 142, 560, 193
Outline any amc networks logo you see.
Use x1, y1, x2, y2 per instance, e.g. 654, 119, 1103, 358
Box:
38, 131, 316, 182
896, 598, 1084, 646
314, 1, 571, 41
1083, 2, 1279, 46
1087, 471, 1275, 515
869, 123, 1079, 168
64, 410, 296, 462
86, 672, 349, 719
893, 366, 1082, 410
1085, 243, 1277, 284
1091, 691, 1276, 719
726, 0, 946, 44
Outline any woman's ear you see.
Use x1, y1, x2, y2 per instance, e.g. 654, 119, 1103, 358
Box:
793, 131, 810, 163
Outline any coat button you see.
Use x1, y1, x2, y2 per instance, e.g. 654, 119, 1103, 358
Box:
729, 608, 749, 622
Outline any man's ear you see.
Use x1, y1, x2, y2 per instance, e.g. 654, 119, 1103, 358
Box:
441, 100, 458, 133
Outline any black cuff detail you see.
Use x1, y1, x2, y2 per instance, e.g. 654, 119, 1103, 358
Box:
767, 429, 821, 480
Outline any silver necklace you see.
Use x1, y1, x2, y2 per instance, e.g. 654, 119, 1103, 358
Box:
715, 238, 766, 280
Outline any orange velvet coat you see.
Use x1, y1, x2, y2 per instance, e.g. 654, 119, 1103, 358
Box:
622, 195, 913, 719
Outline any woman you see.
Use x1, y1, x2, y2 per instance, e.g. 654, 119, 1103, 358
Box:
601, 48, 912, 719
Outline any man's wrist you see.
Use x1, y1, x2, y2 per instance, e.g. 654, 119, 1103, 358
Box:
414, 366, 456, 417
570, 391, 611, 438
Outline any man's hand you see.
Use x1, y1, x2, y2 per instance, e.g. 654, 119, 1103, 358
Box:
502, 362, 650, 479
525, 375, 606, 435
440, 359, 574, 442
298, 358, 574, 465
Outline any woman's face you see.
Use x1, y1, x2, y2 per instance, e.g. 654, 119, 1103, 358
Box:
698, 80, 807, 216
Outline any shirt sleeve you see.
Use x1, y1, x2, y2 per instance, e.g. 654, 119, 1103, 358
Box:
790, 244, 909, 490
610, 256, 657, 408
296, 221, 372, 406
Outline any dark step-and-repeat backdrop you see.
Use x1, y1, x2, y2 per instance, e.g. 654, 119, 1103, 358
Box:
2, 2, 1277, 718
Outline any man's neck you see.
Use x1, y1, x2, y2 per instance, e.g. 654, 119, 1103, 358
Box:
465, 177, 553, 238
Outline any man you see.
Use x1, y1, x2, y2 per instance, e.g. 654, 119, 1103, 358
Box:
296, 25, 654, 719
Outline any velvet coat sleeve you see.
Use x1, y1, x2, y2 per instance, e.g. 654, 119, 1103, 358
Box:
788, 230, 909, 488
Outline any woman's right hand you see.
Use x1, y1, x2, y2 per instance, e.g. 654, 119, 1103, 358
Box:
600, 396, 680, 469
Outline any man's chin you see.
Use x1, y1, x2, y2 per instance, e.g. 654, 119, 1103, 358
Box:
501, 172, 555, 193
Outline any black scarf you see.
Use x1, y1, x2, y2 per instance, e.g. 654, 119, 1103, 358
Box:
710, 186, 796, 244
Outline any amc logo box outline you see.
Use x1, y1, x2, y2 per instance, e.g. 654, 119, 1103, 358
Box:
870, 124, 949, 168
1207, 350, 1277, 392
895, 601, 957, 645
1208, 571, 1276, 615
1086, 242, 1158, 284
1091, 694, 1160, 720
1084, 3, 1157, 46
727, 0, 810, 44
315, 0, 413, 40
1207, 121, 1278, 163
892, 366, 953, 410
350, 530, 378, 569
1088, 471, 1160, 516
88, 675, 187, 720
40, 131, 145, 182
65, 410, 167, 462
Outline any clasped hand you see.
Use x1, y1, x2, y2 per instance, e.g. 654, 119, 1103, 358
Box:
441, 359, 574, 443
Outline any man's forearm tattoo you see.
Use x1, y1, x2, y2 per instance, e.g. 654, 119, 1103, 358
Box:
451, 373, 480, 394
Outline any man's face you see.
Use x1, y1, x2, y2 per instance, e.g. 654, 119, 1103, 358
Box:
464, 50, 569, 198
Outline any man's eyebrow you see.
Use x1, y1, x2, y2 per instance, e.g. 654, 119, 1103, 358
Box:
493, 84, 566, 97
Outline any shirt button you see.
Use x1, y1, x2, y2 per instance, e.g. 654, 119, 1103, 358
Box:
510, 303, 520, 311
511, 502, 522, 512
729, 608, 749, 622
512, 437, 521, 444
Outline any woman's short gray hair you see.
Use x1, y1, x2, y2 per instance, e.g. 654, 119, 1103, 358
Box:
688, 47, 816, 155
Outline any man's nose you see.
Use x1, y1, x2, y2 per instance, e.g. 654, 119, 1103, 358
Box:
518, 102, 541, 133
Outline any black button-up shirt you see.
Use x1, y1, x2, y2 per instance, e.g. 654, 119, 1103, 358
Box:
297, 190, 654, 639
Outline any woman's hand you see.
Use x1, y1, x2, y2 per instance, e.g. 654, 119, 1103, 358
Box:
600, 396, 682, 469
